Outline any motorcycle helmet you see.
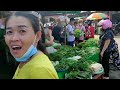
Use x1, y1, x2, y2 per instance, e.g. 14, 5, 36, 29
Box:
98, 19, 112, 30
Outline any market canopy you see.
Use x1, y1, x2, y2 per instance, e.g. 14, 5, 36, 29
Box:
52, 11, 81, 14
74, 17, 83, 19
86, 13, 109, 20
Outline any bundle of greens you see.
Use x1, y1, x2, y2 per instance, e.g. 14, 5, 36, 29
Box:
55, 63, 69, 71
74, 29, 84, 38
65, 70, 92, 79
48, 45, 79, 61
68, 59, 92, 72
55, 59, 77, 71
76, 47, 100, 62
48, 44, 99, 79
65, 59, 93, 79
77, 38, 99, 48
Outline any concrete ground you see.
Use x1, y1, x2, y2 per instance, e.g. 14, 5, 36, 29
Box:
114, 36, 120, 54
110, 36, 120, 79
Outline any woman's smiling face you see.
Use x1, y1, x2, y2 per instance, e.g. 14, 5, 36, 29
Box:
5, 16, 37, 58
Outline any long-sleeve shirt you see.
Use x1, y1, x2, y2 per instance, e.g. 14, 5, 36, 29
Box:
88, 26, 94, 38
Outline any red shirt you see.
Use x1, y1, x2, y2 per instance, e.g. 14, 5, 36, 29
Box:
88, 26, 94, 38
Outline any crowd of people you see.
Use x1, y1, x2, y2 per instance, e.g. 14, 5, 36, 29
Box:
65, 18, 95, 47
44, 17, 96, 47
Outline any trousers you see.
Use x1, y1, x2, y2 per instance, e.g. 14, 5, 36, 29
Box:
101, 52, 110, 77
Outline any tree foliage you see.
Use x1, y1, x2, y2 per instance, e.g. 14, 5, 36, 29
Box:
0, 11, 10, 18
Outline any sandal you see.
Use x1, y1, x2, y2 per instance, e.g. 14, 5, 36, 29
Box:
103, 77, 109, 79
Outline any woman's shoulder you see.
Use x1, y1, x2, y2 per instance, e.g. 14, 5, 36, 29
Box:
102, 29, 114, 39
28, 52, 58, 79
105, 29, 114, 36
34, 51, 49, 60
29, 52, 52, 67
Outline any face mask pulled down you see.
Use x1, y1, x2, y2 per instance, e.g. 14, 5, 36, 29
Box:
15, 36, 38, 62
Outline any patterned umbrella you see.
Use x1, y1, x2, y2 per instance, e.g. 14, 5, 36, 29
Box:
86, 13, 109, 20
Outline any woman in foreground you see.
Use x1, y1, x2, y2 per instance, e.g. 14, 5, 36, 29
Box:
4, 11, 58, 79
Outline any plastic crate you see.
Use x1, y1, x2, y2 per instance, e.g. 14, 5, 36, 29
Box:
0, 29, 4, 39
57, 70, 67, 79
86, 53, 99, 62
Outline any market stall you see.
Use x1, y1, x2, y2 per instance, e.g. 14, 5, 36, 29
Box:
48, 38, 104, 79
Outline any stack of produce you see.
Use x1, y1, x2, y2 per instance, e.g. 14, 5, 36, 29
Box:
54, 58, 77, 79
49, 38, 101, 79
54, 58, 94, 79
77, 38, 100, 62
77, 38, 99, 48
48, 45, 79, 61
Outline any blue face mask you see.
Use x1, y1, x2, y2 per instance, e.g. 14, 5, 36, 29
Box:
15, 36, 38, 62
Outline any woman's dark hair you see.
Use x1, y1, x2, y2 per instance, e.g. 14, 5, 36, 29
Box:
88, 21, 92, 26
5, 11, 48, 55
5, 11, 40, 34
74, 22, 78, 24
37, 23, 48, 55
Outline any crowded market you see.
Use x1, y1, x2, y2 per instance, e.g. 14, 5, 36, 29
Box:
0, 11, 120, 79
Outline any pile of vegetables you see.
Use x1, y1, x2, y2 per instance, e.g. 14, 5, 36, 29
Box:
77, 38, 99, 48
65, 70, 92, 79
74, 29, 84, 38
53, 42, 61, 48
64, 58, 93, 79
55, 59, 77, 71
77, 47, 100, 62
54, 57, 94, 79
48, 45, 79, 61
68, 59, 93, 72
48, 38, 100, 79
55, 63, 69, 71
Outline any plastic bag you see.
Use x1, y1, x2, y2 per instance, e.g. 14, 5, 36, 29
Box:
90, 63, 104, 74
46, 46, 57, 54
67, 56, 82, 61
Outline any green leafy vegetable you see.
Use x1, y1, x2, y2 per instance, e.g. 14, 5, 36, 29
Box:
74, 29, 84, 38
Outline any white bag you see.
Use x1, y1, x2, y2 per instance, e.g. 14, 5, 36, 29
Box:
90, 63, 104, 74
46, 46, 57, 54
67, 56, 82, 61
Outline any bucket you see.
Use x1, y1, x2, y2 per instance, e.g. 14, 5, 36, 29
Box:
57, 70, 67, 79
86, 53, 99, 62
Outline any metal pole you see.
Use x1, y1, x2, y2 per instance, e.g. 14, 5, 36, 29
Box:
109, 11, 112, 21
64, 11, 67, 45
